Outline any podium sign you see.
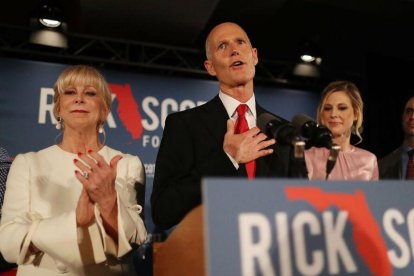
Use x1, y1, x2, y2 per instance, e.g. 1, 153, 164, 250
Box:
202, 178, 414, 276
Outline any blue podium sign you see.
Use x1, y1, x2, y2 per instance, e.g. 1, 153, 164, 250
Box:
202, 178, 414, 276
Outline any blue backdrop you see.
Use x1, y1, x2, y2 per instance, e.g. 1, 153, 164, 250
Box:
0, 57, 319, 231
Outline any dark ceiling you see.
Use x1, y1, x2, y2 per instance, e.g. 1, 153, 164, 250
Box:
2, 0, 414, 87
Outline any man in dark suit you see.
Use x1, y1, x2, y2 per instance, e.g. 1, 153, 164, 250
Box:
151, 22, 302, 230
379, 95, 414, 179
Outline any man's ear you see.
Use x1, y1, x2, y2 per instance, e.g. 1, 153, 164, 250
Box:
252, 48, 258, 66
204, 60, 217, 76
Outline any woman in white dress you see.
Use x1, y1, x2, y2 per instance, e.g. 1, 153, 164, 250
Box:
0, 65, 147, 275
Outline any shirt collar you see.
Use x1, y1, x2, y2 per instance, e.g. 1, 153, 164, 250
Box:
218, 91, 256, 119
402, 142, 413, 154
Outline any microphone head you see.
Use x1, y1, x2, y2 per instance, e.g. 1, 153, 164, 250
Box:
311, 125, 333, 148
257, 113, 278, 134
291, 113, 333, 148
257, 113, 298, 145
292, 113, 315, 128
292, 113, 318, 139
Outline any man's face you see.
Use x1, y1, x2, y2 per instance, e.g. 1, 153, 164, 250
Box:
204, 23, 258, 90
402, 97, 414, 137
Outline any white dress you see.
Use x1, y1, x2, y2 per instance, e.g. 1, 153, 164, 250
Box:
0, 145, 147, 275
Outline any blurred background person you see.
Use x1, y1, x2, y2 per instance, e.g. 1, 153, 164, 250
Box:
304, 80, 379, 180
0, 146, 11, 225
379, 95, 414, 179
0, 146, 16, 275
0, 65, 147, 275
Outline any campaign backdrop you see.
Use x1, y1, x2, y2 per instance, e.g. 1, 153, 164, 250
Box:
203, 178, 414, 276
0, 57, 319, 231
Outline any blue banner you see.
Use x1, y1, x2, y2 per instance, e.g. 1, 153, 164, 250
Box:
203, 178, 414, 276
0, 57, 319, 230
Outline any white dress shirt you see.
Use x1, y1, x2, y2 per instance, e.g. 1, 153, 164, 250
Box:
219, 91, 257, 169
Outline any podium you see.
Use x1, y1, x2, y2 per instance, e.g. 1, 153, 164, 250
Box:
153, 205, 205, 276
154, 178, 414, 276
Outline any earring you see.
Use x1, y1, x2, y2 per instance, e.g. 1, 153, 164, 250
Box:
98, 124, 104, 134
56, 116, 62, 130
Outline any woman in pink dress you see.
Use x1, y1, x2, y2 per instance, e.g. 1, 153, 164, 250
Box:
304, 81, 379, 180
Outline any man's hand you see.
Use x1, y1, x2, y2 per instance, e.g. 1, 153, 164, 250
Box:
223, 119, 276, 164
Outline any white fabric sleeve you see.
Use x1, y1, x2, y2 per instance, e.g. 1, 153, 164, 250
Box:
93, 154, 147, 258
0, 154, 105, 268
0, 154, 38, 264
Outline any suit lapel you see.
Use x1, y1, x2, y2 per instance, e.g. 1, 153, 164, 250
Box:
199, 96, 229, 144
200, 96, 247, 176
197, 96, 278, 177
255, 104, 272, 176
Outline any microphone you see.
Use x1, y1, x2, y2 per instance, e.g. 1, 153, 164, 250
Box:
325, 144, 340, 179
291, 113, 333, 149
290, 140, 308, 178
257, 113, 299, 146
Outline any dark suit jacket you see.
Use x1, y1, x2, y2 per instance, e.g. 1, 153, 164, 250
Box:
378, 147, 402, 179
151, 95, 303, 229
378, 147, 403, 179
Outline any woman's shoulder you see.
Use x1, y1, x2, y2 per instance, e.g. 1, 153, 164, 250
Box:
14, 145, 59, 158
353, 146, 377, 160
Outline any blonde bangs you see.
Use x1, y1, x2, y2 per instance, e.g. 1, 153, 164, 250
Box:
56, 66, 104, 95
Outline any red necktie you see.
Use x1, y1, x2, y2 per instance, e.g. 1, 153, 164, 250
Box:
406, 150, 414, 180
235, 104, 256, 179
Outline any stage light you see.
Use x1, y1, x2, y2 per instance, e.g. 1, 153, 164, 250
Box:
293, 40, 323, 78
29, 0, 67, 48
39, 18, 61, 28
299, 40, 322, 64
38, 0, 63, 28
300, 54, 316, 63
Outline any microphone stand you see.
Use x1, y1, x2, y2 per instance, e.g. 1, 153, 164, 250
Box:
325, 144, 340, 180
290, 139, 308, 178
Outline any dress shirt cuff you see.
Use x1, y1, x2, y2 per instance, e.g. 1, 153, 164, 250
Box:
225, 151, 240, 169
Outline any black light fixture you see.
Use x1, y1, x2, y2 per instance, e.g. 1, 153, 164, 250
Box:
293, 40, 323, 78
38, 0, 64, 28
30, 0, 68, 48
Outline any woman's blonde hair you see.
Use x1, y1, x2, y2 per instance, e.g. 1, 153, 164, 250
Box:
316, 80, 364, 144
53, 65, 112, 131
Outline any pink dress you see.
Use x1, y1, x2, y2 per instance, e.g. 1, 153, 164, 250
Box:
304, 146, 379, 180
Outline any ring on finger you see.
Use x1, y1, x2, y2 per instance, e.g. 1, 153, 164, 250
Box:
82, 171, 89, 179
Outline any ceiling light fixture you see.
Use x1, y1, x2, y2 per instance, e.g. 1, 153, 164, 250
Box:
299, 40, 322, 64
38, 0, 64, 28
29, 0, 68, 48
300, 54, 315, 63
39, 18, 61, 28
293, 40, 323, 78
